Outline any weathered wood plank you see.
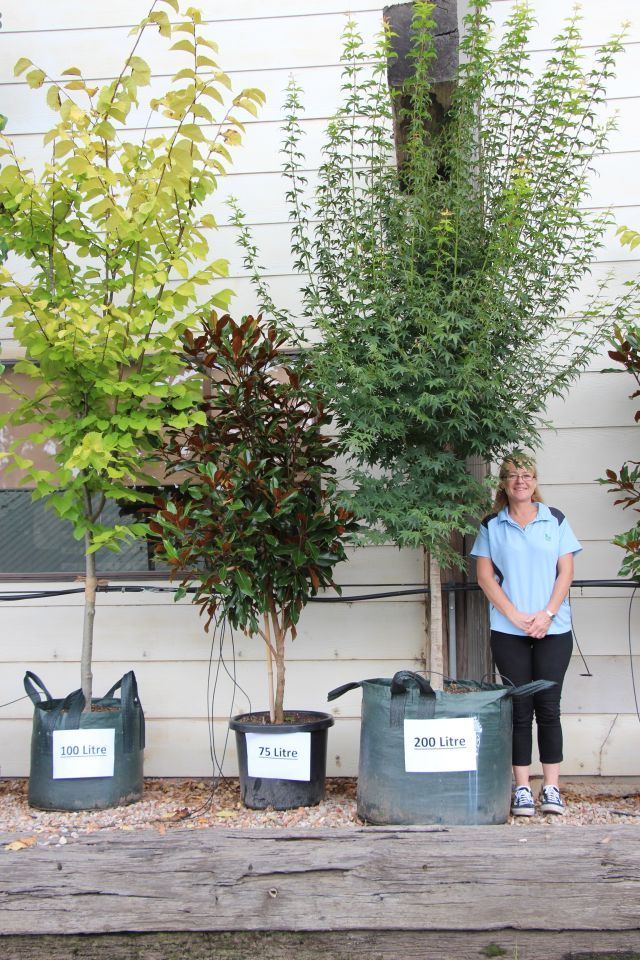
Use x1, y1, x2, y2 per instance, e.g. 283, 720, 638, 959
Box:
0, 826, 638, 937
1, 929, 640, 960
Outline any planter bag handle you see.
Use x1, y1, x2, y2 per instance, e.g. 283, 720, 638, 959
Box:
328, 672, 436, 703
103, 670, 145, 752
34, 686, 86, 734
23, 671, 53, 706
505, 679, 556, 699
327, 672, 437, 727
389, 670, 436, 725
23, 670, 145, 751
389, 671, 435, 697
327, 680, 365, 702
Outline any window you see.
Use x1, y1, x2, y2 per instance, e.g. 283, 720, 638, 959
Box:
0, 489, 167, 578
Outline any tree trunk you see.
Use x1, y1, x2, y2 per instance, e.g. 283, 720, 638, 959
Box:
81, 485, 96, 711
270, 602, 286, 724
429, 553, 444, 691
81, 536, 96, 711
263, 613, 276, 724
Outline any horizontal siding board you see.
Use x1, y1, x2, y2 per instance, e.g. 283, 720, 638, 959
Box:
1, 70, 354, 133
608, 98, 640, 152
600, 713, 640, 774
96, 159, 640, 234
6, 88, 639, 155
543, 371, 638, 429
564, 261, 640, 325
536, 426, 637, 485
0, 10, 383, 85
1, 145, 636, 237
0, 598, 426, 663
6, 653, 638, 720
536, 484, 634, 541
0, 658, 423, 721
3, 0, 638, 45
2, 1, 380, 32
569, 596, 640, 655
567, 539, 632, 581
562, 656, 640, 713
588, 151, 640, 208
0, 545, 424, 598
524, 45, 640, 100
491, 0, 640, 46
538, 714, 640, 776
2, 13, 636, 89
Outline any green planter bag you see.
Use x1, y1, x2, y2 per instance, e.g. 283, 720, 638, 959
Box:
24, 670, 145, 811
328, 670, 554, 825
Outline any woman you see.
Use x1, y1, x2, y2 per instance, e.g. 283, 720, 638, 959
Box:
470, 455, 581, 816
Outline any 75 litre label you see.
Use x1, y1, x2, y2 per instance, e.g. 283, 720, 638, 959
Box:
404, 717, 478, 773
245, 731, 311, 781
52, 729, 115, 779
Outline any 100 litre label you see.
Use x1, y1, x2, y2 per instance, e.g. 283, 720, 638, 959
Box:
52, 729, 115, 779
59, 743, 109, 756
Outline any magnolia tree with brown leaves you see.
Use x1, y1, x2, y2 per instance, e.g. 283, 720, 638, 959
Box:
0, 0, 264, 708
598, 226, 640, 581
152, 312, 359, 724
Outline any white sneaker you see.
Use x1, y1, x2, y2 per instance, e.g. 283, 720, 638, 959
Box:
540, 784, 565, 815
511, 785, 535, 817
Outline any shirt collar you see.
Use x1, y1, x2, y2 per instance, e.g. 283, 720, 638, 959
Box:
498, 502, 550, 524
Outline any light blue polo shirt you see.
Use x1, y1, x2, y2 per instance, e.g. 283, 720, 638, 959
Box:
470, 503, 582, 636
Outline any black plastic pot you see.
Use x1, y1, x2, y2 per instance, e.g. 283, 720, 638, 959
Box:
230, 710, 334, 810
24, 671, 145, 811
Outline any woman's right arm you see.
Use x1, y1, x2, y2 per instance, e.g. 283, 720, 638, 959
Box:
476, 556, 534, 634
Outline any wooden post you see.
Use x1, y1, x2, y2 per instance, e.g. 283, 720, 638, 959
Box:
429, 553, 444, 691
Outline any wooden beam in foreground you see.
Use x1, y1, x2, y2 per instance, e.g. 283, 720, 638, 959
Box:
0, 825, 639, 958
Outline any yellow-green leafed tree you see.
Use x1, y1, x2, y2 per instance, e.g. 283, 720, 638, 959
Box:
0, 0, 264, 707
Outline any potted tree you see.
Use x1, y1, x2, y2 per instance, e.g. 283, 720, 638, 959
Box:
277, 0, 636, 685
598, 229, 640, 579
151, 310, 359, 809
0, 0, 263, 809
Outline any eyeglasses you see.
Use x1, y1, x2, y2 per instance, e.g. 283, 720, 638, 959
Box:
505, 473, 534, 483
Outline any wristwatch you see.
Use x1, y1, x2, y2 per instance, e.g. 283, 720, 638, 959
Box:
545, 609, 556, 619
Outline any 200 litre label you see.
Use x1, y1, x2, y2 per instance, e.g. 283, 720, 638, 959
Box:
404, 717, 479, 773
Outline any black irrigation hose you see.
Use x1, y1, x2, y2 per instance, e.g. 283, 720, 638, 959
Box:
0, 579, 637, 603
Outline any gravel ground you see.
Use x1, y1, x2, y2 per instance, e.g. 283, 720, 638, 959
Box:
1, 777, 639, 845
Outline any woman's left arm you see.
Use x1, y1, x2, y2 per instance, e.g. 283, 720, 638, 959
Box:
526, 553, 575, 639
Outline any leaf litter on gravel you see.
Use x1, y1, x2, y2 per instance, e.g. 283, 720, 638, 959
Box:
0, 777, 638, 845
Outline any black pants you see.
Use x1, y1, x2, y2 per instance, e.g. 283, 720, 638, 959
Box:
491, 630, 573, 767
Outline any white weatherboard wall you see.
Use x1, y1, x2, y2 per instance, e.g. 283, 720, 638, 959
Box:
0, 0, 639, 778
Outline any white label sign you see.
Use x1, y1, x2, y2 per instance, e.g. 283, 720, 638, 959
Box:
404, 717, 478, 773
245, 731, 311, 781
53, 729, 115, 780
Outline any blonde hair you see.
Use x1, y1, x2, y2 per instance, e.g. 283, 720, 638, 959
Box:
493, 454, 543, 512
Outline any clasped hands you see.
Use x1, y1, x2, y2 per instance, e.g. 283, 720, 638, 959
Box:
512, 610, 553, 639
